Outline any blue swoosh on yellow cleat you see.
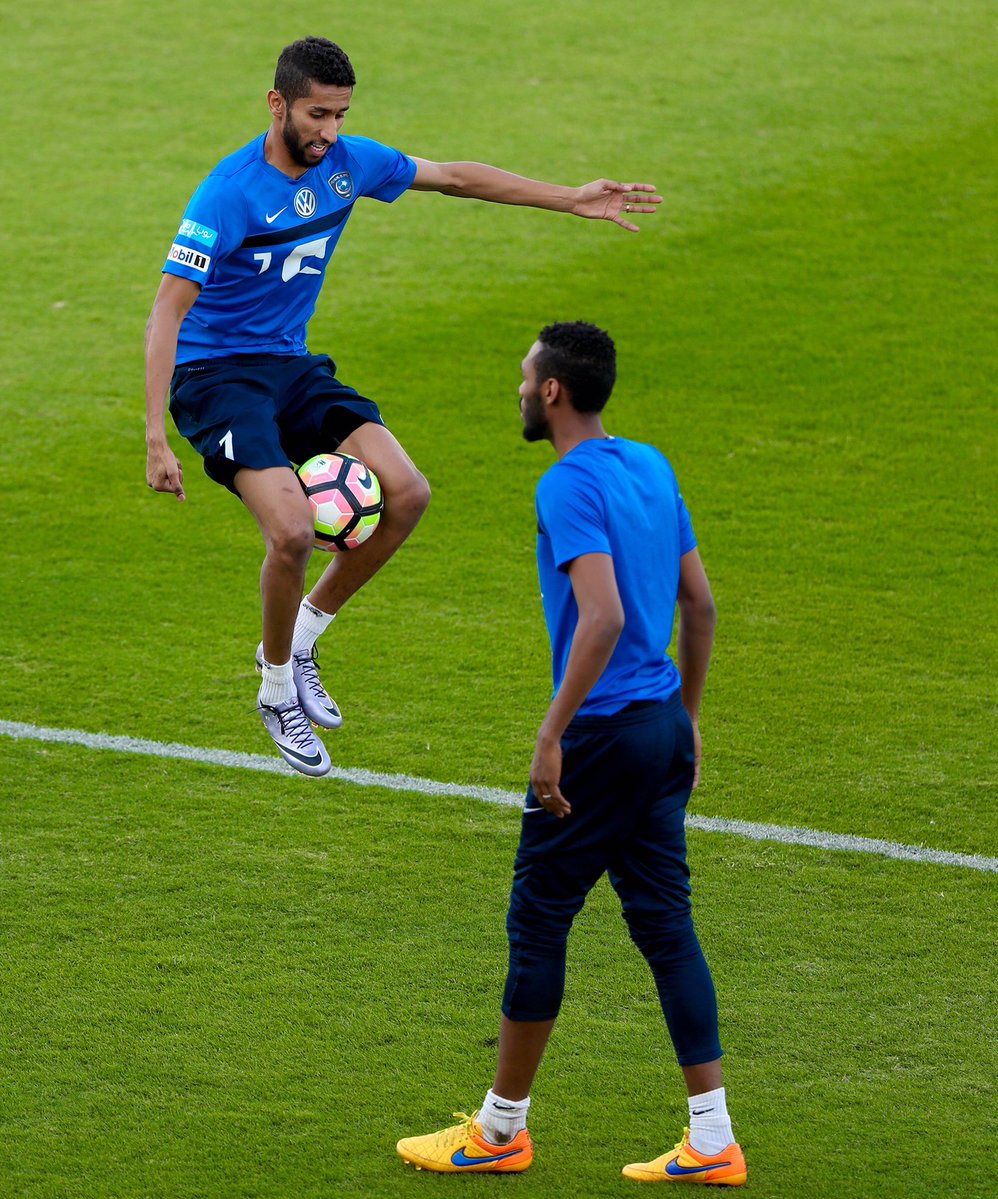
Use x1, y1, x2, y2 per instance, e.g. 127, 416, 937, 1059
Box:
665, 1158, 731, 1177
451, 1148, 521, 1168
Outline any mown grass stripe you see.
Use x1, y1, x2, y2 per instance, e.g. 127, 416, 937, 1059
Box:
3, 719, 994, 875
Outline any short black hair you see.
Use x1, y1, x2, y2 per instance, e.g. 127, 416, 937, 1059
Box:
274, 37, 356, 105
534, 321, 616, 413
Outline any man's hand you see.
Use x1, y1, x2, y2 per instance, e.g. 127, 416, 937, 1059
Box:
146, 440, 186, 502
144, 274, 200, 504
529, 730, 571, 818
572, 180, 663, 232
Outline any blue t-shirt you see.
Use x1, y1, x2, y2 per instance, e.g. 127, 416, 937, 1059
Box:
163, 133, 417, 363
535, 437, 697, 716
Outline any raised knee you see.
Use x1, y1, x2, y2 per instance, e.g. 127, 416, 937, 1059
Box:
390, 471, 431, 529
267, 519, 314, 565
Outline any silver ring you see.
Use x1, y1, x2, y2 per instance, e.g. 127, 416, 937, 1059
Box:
541, 794, 552, 800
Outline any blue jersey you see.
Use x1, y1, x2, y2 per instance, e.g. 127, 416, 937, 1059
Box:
535, 437, 697, 716
163, 133, 417, 363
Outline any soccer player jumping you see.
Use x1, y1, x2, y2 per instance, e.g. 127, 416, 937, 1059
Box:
144, 37, 661, 776
397, 324, 746, 1185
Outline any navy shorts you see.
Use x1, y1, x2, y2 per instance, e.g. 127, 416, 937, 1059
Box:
508, 692, 697, 945
169, 352, 386, 493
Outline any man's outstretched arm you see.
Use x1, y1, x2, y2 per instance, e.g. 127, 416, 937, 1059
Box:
409, 158, 661, 233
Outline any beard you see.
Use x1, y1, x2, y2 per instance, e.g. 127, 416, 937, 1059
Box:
520, 390, 550, 442
281, 112, 322, 169
521, 419, 550, 443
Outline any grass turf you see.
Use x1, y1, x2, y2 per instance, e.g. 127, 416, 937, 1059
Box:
0, 0, 995, 1195
2, 742, 996, 1198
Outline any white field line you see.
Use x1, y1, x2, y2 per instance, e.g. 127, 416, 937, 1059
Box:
2, 719, 995, 875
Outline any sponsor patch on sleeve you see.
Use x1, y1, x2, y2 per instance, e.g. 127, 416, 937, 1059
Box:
167, 243, 212, 273
177, 219, 219, 247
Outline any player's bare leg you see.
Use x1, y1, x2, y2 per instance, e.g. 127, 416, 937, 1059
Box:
492, 1015, 555, 1101
395, 1015, 547, 1171
682, 1058, 723, 1096
235, 466, 315, 663
235, 466, 331, 775
307, 423, 431, 615
279, 425, 429, 732
238, 429, 429, 742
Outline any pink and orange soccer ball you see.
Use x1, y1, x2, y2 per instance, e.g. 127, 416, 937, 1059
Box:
296, 453, 384, 552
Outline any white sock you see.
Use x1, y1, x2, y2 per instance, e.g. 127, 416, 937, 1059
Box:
478, 1089, 530, 1145
292, 597, 335, 656
687, 1087, 734, 1155
257, 658, 295, 707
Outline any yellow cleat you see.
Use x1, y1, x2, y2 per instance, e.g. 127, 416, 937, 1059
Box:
397, 1111, 533, 1174
623, 1127, 747, 1185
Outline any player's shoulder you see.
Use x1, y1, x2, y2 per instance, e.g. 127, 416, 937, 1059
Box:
556, 435, 665, 475
549, 438, 680, 502
608, 436, 678, 479
200, 134, 267, 190
178, 138, 264, 243
336, 132, 397, 156
334, 133, 408, 172
536, 446, 601, 507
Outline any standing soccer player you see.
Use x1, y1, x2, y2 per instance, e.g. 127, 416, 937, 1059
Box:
145, 37, 661, 776
397, 323, 746, 1186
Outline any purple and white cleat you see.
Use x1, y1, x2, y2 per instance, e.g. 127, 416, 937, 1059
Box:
257, 695, 331, 777
256, 643, 343, 730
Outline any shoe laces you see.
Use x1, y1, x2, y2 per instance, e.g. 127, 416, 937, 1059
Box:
435, 1112, 480, 1147
262, 699, 316, 749
293, 646, 328, 699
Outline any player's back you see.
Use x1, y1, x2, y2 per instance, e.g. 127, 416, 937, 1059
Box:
536, 437, 696, 714
600, 436, 691, 620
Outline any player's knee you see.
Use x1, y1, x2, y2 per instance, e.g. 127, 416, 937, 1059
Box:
625, 913, 699, 969
507, 899, 578, 955
266, 517, 314, 566
389, 469, 431, 530
502, 946, 565, 1022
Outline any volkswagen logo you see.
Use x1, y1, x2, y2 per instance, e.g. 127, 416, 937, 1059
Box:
294, 187, 317, 218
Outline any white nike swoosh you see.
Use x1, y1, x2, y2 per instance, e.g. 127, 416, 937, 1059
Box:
265, 207, 288, 224
523, 806, 545, 814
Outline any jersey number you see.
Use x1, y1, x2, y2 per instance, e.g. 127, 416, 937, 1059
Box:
253, 236, 331, 281
219, 430, 234, 460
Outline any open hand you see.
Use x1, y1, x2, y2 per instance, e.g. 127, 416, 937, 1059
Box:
573, 180, 663, 232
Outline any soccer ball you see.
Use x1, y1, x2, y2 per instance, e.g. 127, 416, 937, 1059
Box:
296, 452, 384, 552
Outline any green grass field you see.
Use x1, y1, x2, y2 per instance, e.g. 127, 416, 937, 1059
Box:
1, 1, 995, 1196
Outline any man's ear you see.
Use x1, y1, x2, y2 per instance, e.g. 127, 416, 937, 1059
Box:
541, 376, 562, 406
